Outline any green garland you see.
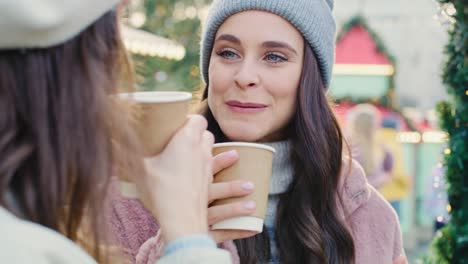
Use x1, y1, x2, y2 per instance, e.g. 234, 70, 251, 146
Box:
425, 1, 468, 263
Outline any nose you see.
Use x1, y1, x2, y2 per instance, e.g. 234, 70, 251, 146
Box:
233, 59, 260, 89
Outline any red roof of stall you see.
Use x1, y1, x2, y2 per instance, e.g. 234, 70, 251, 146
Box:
335, 24, 392, 65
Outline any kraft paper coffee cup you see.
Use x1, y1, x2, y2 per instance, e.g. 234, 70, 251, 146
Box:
211, 142, 275, 232
118, 91, 192, 198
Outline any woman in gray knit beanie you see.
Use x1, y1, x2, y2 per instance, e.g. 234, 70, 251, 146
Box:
197, 0, 406, 263
109, 1, 407, 263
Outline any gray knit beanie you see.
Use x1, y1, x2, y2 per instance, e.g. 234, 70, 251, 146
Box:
200, 0, 336, 88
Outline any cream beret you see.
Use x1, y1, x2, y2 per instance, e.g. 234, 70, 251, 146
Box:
0, 0, 119, 49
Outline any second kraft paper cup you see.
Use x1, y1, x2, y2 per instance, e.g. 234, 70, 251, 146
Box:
211, 142, 275, 232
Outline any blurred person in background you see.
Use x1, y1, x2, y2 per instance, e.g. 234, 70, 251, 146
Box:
376, 116, 411, 218
347, 104, 394, 190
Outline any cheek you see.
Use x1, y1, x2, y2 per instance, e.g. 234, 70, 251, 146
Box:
265, 67, 301, 124
208, 61, 232, 96
207, 62, 230, 118
266, 68, 300, 105
275, 88, 297, 125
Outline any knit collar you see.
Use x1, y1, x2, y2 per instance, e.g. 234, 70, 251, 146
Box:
262, 140, 294, 195
261, 141, 371, 219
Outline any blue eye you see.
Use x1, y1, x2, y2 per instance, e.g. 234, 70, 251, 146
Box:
265, 53, 287, 63
216, 49, 240, 60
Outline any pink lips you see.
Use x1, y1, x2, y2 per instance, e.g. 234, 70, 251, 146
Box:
226, 100, 267, 113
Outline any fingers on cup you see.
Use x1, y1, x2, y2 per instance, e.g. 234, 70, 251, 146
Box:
202, 131, 215, 152
208, 201, 256, 226
209, 181, 255, 203
165, 115, 203, 153
186, 114, 208, 137
212, 150, 239, 175
178, 115, 208, 148
202, 131, 215, 181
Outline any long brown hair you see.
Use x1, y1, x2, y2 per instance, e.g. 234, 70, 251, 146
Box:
0, 11, 138, 262
200, 43, 355, 263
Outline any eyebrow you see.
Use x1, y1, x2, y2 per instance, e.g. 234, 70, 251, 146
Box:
215, 34, 298, 55
262, 41, 298, 55
215, 34, 241, 45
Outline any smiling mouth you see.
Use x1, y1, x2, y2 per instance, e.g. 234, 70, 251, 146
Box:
226, 100, 267, 113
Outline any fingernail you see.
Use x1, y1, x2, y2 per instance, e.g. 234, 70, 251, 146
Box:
242, 182, 255, 191
226, 150, 238, 157
244, 201, 256, 209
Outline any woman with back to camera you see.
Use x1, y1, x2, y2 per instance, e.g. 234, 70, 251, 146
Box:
0, 0, 234, 263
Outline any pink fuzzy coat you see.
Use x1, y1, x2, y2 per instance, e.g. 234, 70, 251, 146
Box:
109, 158, 404, 263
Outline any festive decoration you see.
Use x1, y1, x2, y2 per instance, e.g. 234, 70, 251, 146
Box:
331, 15, 397, 108
333, 64, 394, 76
121, 25, 185, 60
424, 163, 450, 231
337, 15, 396, 64
125, 0, 212, 91
425, 1, 468, 263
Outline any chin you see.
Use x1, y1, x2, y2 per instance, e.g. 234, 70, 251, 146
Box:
227, 134, 262, 142
220, 124, 264, 142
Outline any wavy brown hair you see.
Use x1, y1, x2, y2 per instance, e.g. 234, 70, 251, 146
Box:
200, 43, 355, 263
0, 10, 139, 263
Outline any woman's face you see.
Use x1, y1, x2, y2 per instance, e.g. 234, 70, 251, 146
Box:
208, 10, 304, 142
